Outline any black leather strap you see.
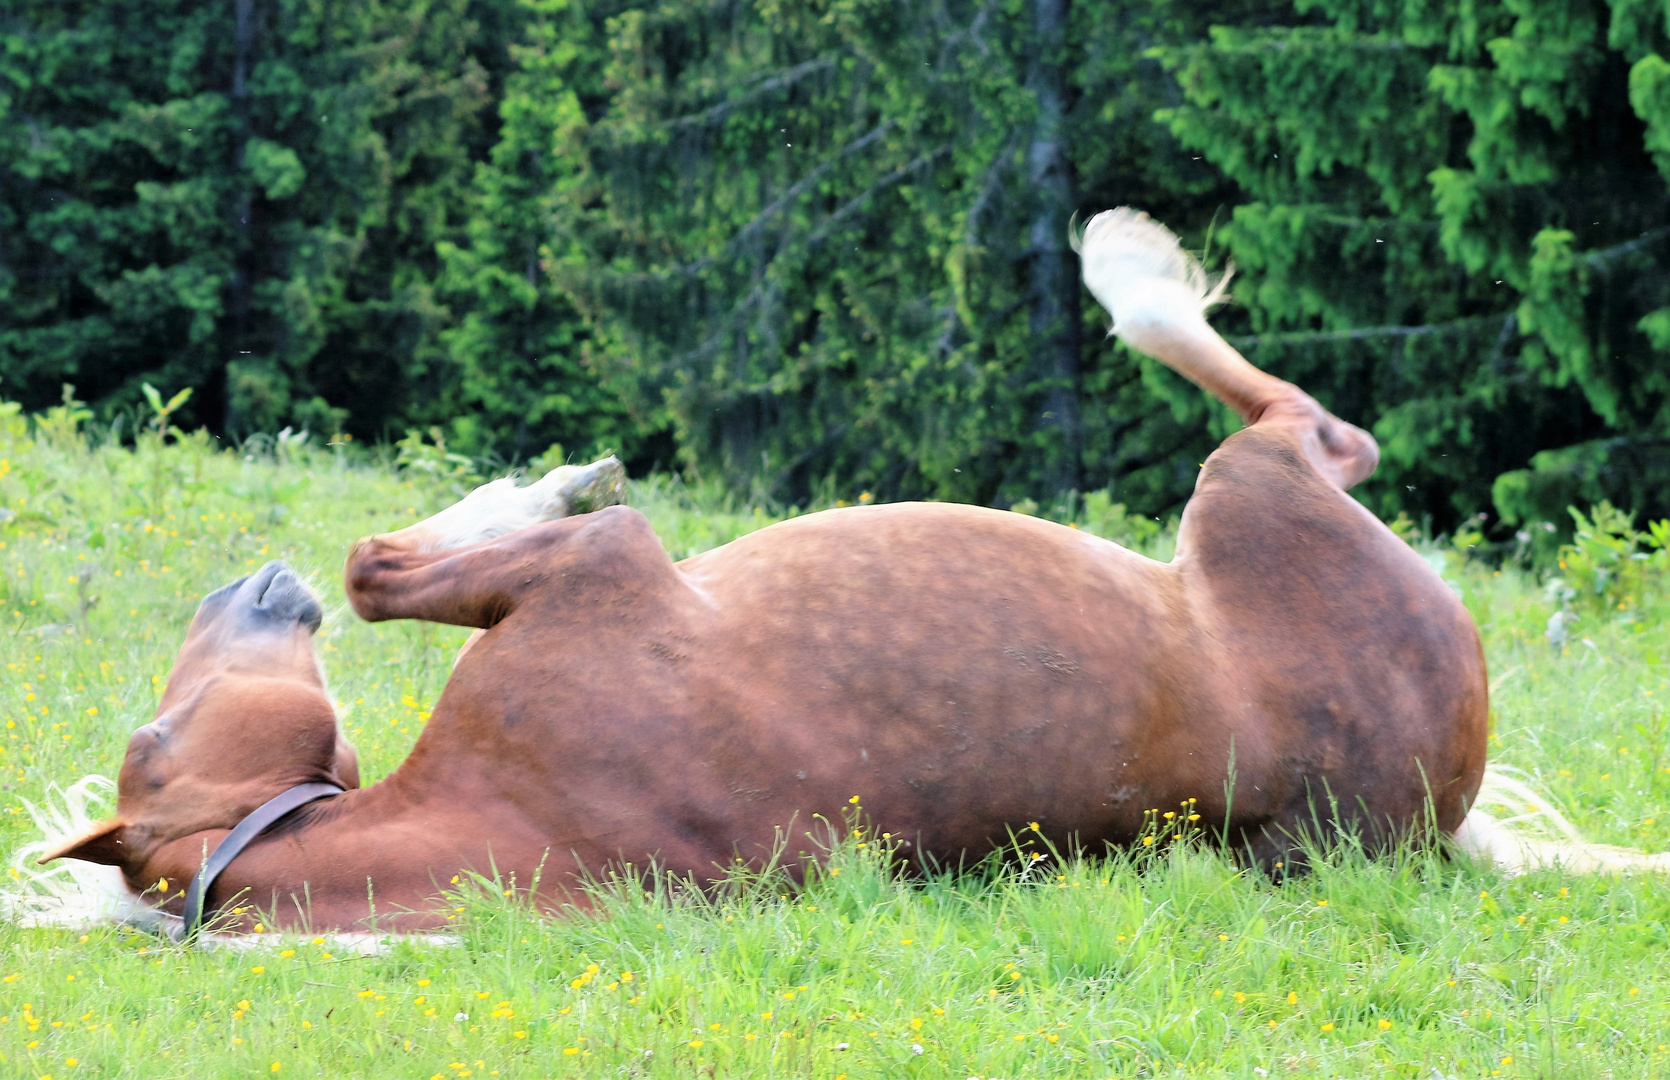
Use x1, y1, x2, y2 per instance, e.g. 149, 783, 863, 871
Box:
178, 782, 343, 942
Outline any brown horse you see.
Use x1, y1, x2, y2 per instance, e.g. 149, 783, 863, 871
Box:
39, 209, 1489, 932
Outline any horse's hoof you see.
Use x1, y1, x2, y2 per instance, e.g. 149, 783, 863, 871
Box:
535, 456, 627, 517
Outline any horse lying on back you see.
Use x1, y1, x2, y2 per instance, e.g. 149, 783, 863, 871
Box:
39, 209, 1492, 933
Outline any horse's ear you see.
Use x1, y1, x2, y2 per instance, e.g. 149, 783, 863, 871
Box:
36, 820, 129, 866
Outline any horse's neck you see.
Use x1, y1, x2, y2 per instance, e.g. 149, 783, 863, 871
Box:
214, 774, 500, 931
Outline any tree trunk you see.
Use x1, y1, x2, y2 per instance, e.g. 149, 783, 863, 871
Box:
225, 0, 256, 432
1025, 0, 1081, 497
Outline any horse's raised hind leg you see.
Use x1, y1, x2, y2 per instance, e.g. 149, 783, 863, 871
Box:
343, 457, 633, 633
1075, 209, 1379, 490
1076, 209, 1488, 874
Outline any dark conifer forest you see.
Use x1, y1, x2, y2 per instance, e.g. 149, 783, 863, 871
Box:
4, 0, 1669, 531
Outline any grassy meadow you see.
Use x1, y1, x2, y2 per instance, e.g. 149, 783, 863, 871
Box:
3, 403, 1670, 1078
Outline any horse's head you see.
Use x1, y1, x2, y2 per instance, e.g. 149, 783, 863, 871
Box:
36, 561, 358, 896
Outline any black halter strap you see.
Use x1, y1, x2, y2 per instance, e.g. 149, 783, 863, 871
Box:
178, 782, 343, 942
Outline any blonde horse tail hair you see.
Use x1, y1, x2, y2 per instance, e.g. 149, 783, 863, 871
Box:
1071, 207, 1312, 431
2, 774, 170, 931
1071, 207, 1232, 346
1451, 763, 1670, 875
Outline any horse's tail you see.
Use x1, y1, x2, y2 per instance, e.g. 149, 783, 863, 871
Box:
1452, 763, 1670, 874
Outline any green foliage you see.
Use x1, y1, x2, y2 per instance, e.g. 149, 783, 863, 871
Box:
1011, 487, 1167, 554
1157, 0, 1670, 531
432, 0, 648, 465
5, 0, 1670, 527
0, 0, 516, 439
513, 0, 1255, 507
1546, 501, 1670, 622
395, 425, 483, 492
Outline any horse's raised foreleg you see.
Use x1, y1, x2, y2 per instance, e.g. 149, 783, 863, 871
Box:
378, 457, 626, 553
344, 458, 632, 628
1075, 209, 1379, 490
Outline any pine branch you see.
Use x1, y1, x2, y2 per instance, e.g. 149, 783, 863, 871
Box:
1583, 226, 1670, 270
1228, 313, 1507, 351
1221, 228, 1670, 354
674, 142, 952, 373
663, 58, 839, 133
802, 144, 951, 249
606, 121, 897, 285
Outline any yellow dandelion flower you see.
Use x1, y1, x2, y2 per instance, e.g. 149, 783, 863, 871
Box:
1378, 1019, 1392, 1030
1320, 1022, 1334, 1032
1287, 992, 1298, 1005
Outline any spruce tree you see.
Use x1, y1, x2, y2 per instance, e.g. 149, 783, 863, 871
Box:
0, 0, 504, 438
1157, 0, 1670, 529
518, 0, 1251, 506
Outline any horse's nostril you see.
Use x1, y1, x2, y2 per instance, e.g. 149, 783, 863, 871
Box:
250, 564, 323, 631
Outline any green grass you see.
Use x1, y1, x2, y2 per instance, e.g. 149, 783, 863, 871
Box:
3, 413, 1670, 1078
